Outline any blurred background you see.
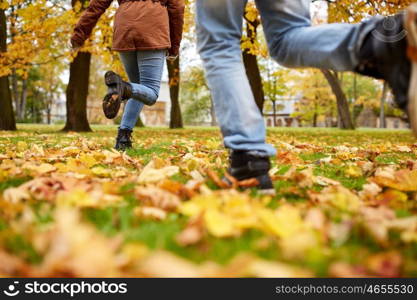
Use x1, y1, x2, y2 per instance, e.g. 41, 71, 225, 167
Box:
0, 0, 414, 132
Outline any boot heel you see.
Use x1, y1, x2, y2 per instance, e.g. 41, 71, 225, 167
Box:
255, 174, 276, 196
104, 71, 119, 86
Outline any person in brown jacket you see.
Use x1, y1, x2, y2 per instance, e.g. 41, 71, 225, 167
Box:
71, 0, 185, 150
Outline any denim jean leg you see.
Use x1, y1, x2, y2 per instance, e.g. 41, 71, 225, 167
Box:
120, 99, 144, 130
119, 51, 144, 130
134, 50, 165, 106
119, 50, 165, 106
119, 50, 165, 130
196, 0, 276, 157
255, 0, 379, 71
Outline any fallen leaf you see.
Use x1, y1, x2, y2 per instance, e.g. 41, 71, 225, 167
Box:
373, 169, 417, 192
135, 186, 181, 211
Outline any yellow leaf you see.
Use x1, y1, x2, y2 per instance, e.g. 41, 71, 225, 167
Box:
373, 169, 417, 192
79, 153, 98, 168
204, 209, 238, 238
91, 166, 111, 178
26, 163, 56, 175
16, 141, 28, 152
258, 206, 304, 238
138, 160, 179, 184
344, 165, 363, 178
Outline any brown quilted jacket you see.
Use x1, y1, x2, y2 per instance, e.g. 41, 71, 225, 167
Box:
71, 0, 185, 56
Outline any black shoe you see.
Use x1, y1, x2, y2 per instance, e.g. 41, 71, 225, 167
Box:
103, 71, 132, 119
115, 128, 133, 151
355, 8, 417, 136
224, 151, 275, 195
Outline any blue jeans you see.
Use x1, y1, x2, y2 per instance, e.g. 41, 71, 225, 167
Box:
119, 50, 166, 131
196, 0, 379, 157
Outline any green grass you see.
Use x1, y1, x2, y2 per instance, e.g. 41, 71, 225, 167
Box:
0, 177, 32, 192
314, 164, 367, 190
4, 234, 42, 264
2, 124, 417, 276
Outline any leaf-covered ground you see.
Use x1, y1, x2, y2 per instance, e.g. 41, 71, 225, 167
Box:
1, 124, 417, 277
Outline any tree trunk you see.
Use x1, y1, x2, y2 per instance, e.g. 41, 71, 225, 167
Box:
380, 82, 388, 129
242, 12, 264, 112
272, 100, 277, 127
243, 51, 264, 112
63, 0, 91, 132
0, 8, 17, 131
167, 56, 183, 129
11, 71, 20, 118
63, 51, 92, 132
9, 5, 19, 121
210, 99, 217, 126
321, 70, 355, 130
19, 78, 27, 120
47, 108, 51, 125
46, 91, 52, 124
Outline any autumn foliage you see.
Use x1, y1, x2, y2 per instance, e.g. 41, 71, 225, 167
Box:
0, 126, 417, 277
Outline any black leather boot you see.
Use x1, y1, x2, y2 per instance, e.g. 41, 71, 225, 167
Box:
356, 14, 410, 110
115, 128, 133, 151
224, 151, 275, 195
103, 71, 132, 120
355, 8, 417, 136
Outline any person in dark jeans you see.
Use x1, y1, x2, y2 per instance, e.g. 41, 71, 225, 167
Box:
71, 0, 185, 150
196, 0, 417, 194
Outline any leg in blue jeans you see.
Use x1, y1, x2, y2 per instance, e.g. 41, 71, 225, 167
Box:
118, 50, 165, 130
196, 0, 275, 157
255, 0, 379, 71
196, 0, 379, 156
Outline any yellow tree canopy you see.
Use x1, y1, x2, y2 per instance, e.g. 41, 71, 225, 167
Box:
0, 0, 122, 78
326, 0, 416, 23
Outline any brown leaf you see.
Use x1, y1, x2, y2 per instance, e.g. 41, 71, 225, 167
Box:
0, 250, 29, 276
375, 189, 409, 208
366, 251, 403, 277
237, 178, 260, 188
207, 169, 230, 189
158, 179, 184, 195
135, 186, 181, 211
183, 180, 203, 198
372, 169, 417, 192
137, 251, 205, 277
31, 208, 122, 277
360, 207, 396, 245
329, 262, 370, 278
224, 172, 238, 189
135, 206, 167, 220
175, 214, 205, 246
276, 151, 303, 165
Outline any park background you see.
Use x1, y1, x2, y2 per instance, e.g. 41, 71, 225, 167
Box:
1, 0, 417, 278
0, 0, 412, 132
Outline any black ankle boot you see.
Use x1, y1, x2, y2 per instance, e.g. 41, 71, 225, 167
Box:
103, 71, 132, 119
115, 128, 133, 151
224, 151, 275, 194
355, 14, 410, 110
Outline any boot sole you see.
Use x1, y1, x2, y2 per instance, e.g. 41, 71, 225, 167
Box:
103, 93, 121, 119
405, 5, 417, 137
103, 71, 125, 119
258, 189, 276, 196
